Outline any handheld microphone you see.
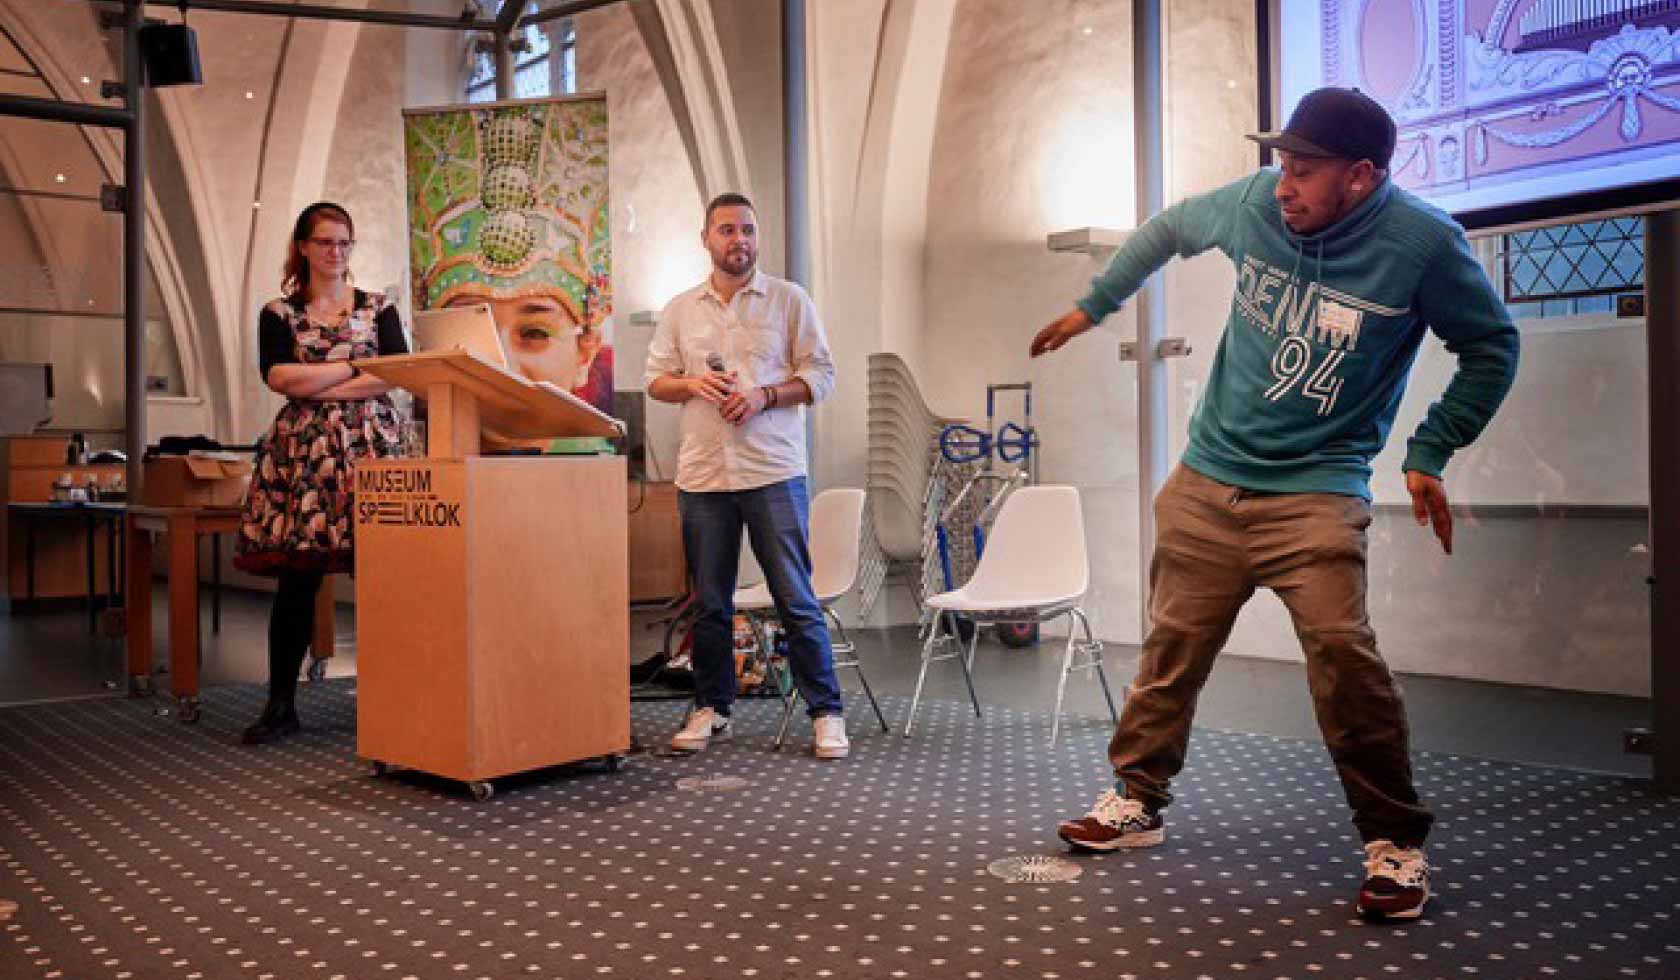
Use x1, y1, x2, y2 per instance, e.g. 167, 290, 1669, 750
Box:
705, 352, 734, 392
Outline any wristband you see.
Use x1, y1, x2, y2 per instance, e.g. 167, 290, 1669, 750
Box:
347, 362, 362, 380
762, 385, 777, 408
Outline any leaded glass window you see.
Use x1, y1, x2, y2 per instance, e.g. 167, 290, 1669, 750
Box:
1503, 218, 1645, 315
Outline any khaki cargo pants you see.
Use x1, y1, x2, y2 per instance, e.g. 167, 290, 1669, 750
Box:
1109, 465, 1433, 846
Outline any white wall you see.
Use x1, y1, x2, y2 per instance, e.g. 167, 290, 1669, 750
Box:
908, 0, 1258, 645
574, 2, 709, 483
1370, 313, 1649, 508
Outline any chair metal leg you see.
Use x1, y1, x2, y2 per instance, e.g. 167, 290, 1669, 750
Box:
905, 612, 944, 737
775, 687, 802, 750
954, 613, 982, 718
824, 605, 854, 656
1051, 612, 1078, 746
852, 661, 890, 733
906, 610, 983, 736
1075, 608, 1121, 725
746, 610, 799, 748
825, 605, 888, 733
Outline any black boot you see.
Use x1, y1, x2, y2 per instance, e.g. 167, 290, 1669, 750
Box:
241, 699, 301, 745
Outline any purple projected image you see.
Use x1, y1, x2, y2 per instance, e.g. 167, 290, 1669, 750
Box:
1278, 1, 1680, 216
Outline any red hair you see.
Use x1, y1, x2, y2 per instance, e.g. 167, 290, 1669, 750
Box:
280, 201, 354, 297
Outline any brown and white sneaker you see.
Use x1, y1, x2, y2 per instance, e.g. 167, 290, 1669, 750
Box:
1356, 840, 1430, 921
1056, 788, 1165, 852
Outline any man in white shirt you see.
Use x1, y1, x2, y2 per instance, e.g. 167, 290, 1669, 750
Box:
644, 192, 848, 759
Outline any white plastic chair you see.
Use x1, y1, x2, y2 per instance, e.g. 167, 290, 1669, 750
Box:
906, 484, 1120, 744
734, 488, 891, 747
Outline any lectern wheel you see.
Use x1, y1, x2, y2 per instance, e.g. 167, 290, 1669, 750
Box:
371, 760, 389, 777
307, 657, 328, 683
469, 781, 495, 802
177, 699, 202, 724
604, 754, 623, 773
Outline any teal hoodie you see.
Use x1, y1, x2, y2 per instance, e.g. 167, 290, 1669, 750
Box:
1077, 169, 1520, 499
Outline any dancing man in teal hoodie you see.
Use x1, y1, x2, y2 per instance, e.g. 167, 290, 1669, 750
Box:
1032, 88, 1519, 922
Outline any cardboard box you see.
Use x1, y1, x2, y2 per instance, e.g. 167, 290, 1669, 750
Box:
141, 455, 252, 507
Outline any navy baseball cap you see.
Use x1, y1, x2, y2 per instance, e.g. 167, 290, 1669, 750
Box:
1248, 87, 1397, 170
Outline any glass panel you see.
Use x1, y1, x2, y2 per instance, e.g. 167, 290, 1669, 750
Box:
555, 19, 577, 94
1504, 218, 1646, 303
465, 3, 555, 102
1576, 294, 1613, 315
513, 59, 549, 99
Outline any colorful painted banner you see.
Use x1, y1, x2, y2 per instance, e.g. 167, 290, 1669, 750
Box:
403, 97, 613, 416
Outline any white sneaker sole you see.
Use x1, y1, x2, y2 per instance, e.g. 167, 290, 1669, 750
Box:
670, 725, 729, 753
1059, 825, 1166, 852
1357, 881, 1429, 921
813, 743, 850, 759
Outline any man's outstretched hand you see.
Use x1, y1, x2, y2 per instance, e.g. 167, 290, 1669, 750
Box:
1405, 470, 1453, 555
1029, 309, 1094, 357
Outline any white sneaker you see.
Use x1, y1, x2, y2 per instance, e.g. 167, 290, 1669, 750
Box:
812, 714, 850, 759
670, 707, 730, 753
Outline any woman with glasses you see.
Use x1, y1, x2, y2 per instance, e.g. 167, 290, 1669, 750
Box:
233, 201, 408, 744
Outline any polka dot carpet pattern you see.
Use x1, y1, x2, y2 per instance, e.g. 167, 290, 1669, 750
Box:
0, 680, 1674, 979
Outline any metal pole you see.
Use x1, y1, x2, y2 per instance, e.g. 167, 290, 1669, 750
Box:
0, 93, 133, 128
494, 31, 515, 100
1133, 0, 1167, 632
0, 306, 127, 320
1647, 208, 1679, 795
1255, 0, 1274, 169
123, 0, 146, 502
0, 187, 104, 204
83, 0, 500, 31
783, 0, 808, 289
495, 0, 524, 101
783, 0, 814, 468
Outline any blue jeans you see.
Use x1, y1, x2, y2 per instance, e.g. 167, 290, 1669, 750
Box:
679, 476, 844, 717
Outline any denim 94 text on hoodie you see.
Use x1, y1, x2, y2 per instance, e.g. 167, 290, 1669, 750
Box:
1075, 169, 1520, 500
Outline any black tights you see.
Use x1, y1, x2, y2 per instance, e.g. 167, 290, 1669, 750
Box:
267, 569, 324, 704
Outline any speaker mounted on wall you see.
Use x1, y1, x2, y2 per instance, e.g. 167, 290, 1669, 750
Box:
137, 22, 202, 88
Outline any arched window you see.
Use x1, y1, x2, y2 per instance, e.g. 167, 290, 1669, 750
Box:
465, 3, 577, 104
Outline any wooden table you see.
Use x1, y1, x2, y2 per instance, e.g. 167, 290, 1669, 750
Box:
627, 480, 685, 602
125, 504, 335, 721
6, 501, 125, 632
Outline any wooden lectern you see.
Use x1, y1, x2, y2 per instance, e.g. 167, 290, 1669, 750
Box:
353, 350, 628, 799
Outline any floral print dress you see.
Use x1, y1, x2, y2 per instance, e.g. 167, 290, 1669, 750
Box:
233, 290, 404, 575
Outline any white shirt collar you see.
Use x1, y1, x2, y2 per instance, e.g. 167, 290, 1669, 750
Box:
702, 268, 769, 306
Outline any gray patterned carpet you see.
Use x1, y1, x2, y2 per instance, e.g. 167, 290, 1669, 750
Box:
0, 680, 1674, 979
